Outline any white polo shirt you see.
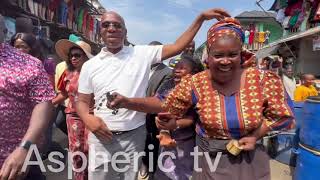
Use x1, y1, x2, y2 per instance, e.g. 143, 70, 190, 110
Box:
78, 45, 163, 134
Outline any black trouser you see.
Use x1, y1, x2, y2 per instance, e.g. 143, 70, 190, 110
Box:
142, 114, 160, 172
24, 165, 46, 180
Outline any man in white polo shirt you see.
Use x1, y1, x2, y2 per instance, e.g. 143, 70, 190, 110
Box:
76, 9, 230, 180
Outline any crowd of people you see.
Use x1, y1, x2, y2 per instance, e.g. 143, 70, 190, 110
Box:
1, 5, 318, 180
260, 56, 319, 102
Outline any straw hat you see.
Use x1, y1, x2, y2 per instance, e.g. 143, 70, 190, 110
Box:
55, 39, 93, 61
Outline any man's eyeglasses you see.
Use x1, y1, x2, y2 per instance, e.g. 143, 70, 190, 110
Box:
101, 21, 123, 30
69, 53, 83, 58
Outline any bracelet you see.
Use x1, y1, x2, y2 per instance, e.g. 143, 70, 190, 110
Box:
19, 140, 33, 150
160, 130, 170, 133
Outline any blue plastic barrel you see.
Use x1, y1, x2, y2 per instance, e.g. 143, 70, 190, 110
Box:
300, 96, 320, 151
293, 102, 304, 129
294, 144, 320, 180
293, 102, 304, 148
266, 102, 303, 166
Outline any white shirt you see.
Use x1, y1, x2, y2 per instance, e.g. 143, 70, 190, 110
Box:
78, 45, 163, 137
283, 75, 296, 100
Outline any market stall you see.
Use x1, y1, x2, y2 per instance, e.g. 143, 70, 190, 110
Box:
0, 0, 105, 54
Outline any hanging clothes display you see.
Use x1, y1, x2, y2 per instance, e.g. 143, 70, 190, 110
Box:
89, 16, 94, 41
258, 31, 266, 44
294, 9, 306, 29
265, 30, 270, 44
282, 16, 292, 29
313, 3, 320, 21
288, 11, 300, 29
77, 8, 84, 32
6, 0, 102, 44
270, 0, 288, 11
58, 0, 68, 26
82, 10, 88, 34
276, 9, 286, 23
301, 10, 311, 31
67, 1, 74, 29
285, 0, 303, 16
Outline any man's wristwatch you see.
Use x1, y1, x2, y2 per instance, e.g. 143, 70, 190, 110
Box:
19, 140, 33, 150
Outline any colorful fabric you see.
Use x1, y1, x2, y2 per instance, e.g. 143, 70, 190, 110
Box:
254, 31, 259, 42
206, 18, 256, 67
285, 0, 303, 16
82, 10, 88, 33
276, 9, 286, 23
58, 70, 80, 114
163, 68, 294, 139
67, 1, 74, 29
258, 31, 266, 43
314, 3, 320, 21
58, 0, 68, 25
294, 85, 319, 102
77, 8, 84, 32
66, 115, 88, 180
55, 61, 67, 92
289, 12, 300, 28
49, 0, 61, 11
0, 43, 55, 167
60, 70, 88, 179
249, 29, 255, 45
244, 30, 250, 44
207, 18, 244, 51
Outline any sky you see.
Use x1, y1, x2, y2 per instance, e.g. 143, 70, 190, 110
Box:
100, 0, 274, 48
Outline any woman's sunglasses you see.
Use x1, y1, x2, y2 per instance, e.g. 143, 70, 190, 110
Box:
69, 53, 83, 58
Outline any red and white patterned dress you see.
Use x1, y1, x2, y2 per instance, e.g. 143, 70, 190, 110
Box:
58, 70, 88, 180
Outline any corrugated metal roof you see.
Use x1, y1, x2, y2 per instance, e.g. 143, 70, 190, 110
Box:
235, 10, 276, 18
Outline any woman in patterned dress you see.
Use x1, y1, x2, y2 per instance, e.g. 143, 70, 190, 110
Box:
52, 39, 93, 180
107, 55, 204, 180
158, 18, 294, 180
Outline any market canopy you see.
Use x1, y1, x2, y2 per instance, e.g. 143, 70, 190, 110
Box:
255, 44, 280, 59
256, 26, 320, 59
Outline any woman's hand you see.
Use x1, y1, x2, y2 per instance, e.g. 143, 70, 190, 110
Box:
238, 136, 257, 151
155, 112, 177, 130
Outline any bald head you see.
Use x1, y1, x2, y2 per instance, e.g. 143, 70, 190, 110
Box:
101, 11, 126, 28
100, 11, 127, 54
149, 41, 162, 45
302, 73, 315, 87
0, 14, 6, 43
